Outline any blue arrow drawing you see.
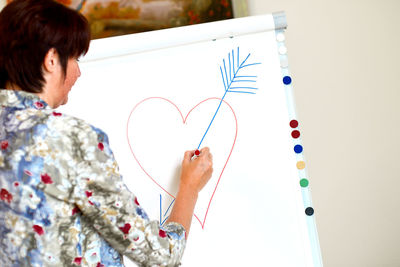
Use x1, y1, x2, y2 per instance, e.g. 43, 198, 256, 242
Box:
197, 47, 261, 149
158, 47, 260, 225
159, 194, 175, 226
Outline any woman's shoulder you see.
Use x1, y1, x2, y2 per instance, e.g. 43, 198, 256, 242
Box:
42, 110, 109, 143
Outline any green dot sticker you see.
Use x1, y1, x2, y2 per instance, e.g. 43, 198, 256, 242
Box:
300, 178, 309, 187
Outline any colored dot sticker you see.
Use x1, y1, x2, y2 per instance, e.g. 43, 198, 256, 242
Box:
291, 130, 300, 139
300, 179, 309, 187
296, 161, 306, 170
290, 120, 298, 128
280, 58, 289, 68
305, 207, 314, 216
283, 76, 292, 85
279, 46, 287, 55
294, 145, 303, 153
276, 33, 285, 42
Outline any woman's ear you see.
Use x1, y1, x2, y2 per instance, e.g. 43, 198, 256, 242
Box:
43, 48, 59, 73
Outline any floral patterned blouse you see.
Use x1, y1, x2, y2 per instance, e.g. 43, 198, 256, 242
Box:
0, 90, 186, 267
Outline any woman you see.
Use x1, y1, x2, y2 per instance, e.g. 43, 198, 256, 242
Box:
0, 0, 213, 266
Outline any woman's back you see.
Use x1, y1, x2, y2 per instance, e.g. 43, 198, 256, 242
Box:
0, 90, 186, 266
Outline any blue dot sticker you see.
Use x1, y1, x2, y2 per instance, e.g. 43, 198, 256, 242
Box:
294, 145, 303, 153
283, 76, 292, 85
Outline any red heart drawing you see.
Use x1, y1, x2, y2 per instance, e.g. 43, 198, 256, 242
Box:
126, 97, 237, 229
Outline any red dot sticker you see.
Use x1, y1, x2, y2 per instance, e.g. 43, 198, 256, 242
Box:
291, 130, 300, 139
290, 120, 298, 128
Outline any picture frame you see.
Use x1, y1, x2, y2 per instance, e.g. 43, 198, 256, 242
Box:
58, 0, 247, 39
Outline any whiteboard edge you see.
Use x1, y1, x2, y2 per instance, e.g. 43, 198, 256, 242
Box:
274, 26, 324, 267
273, 11, 288, 30
82, 14, 281, 63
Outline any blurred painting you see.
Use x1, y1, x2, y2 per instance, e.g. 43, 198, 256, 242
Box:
54, 0, 235, 39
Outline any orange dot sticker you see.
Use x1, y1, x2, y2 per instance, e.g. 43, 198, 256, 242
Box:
296, 161, 306, 170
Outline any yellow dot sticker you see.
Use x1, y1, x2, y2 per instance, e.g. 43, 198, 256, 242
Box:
296, 161, 306, 170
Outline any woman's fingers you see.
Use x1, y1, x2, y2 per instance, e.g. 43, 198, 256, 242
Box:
183, 147, 211, 163
180, 147, 213, 192
200, 147, 209, 155
183, 150, 196, 163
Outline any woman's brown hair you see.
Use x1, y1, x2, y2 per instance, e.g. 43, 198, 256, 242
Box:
0, 0, 90, 93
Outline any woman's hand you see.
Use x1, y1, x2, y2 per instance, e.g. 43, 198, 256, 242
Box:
180, 147, 213, 194
166, 147, 213, 237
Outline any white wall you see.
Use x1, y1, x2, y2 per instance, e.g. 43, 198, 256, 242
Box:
246, 0, 400, 266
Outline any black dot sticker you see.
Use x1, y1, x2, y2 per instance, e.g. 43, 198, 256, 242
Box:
305, 207, 314, 216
